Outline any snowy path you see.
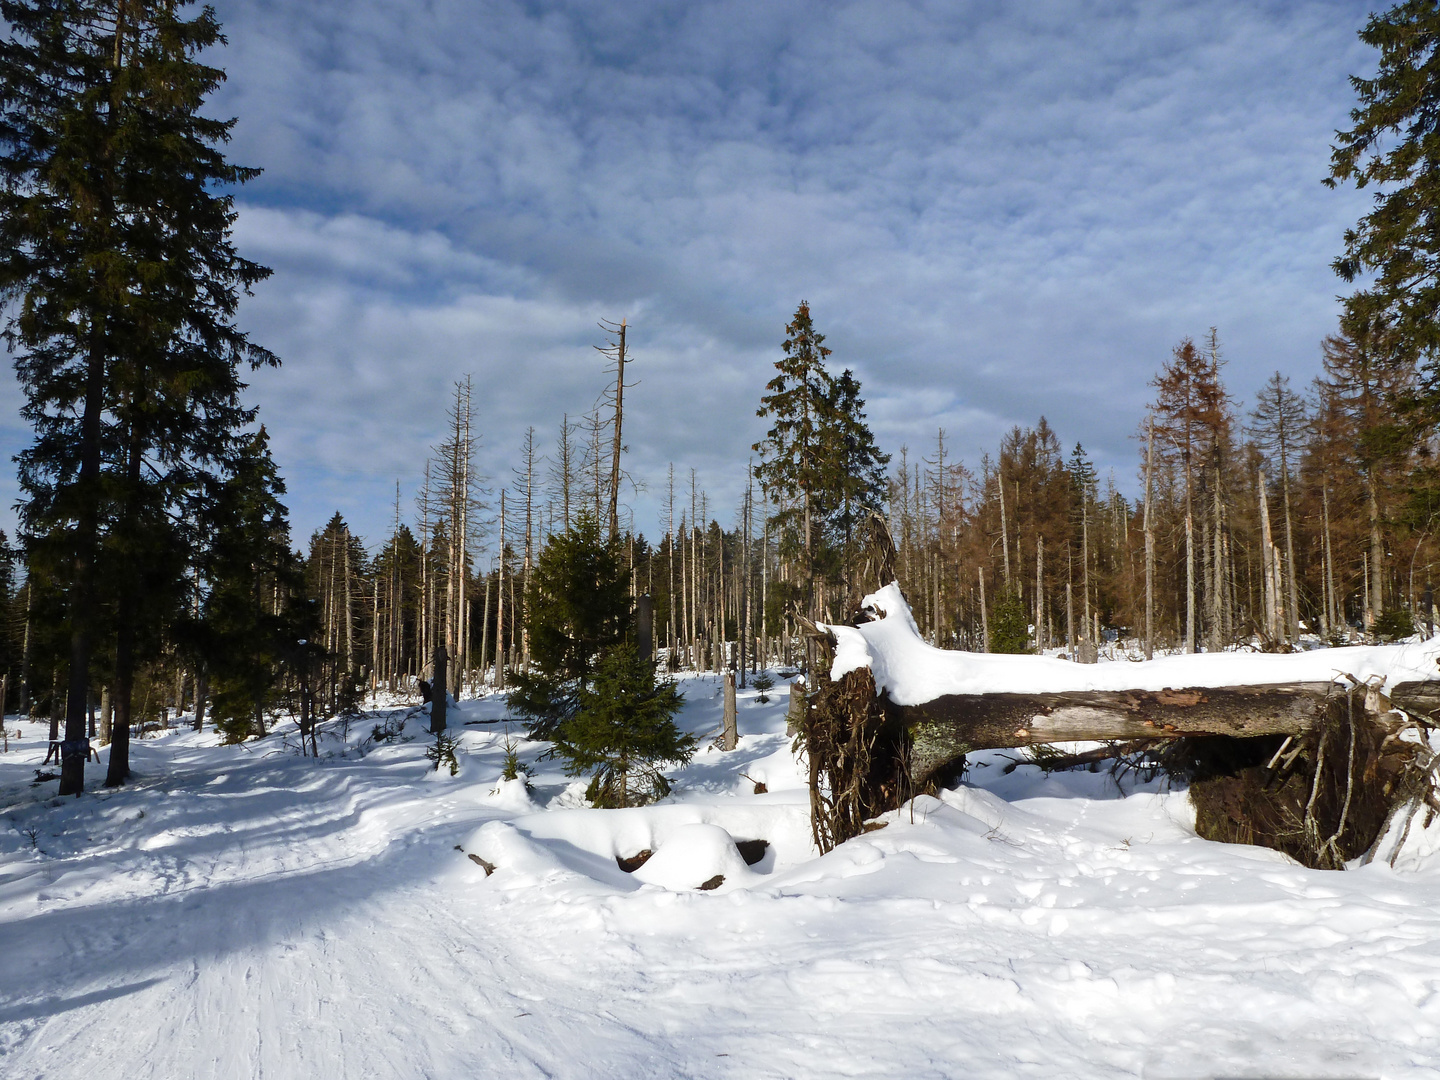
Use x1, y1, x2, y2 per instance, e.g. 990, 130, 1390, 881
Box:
4, 678, 1440, 1079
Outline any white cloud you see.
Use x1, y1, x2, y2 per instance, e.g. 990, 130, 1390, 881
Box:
0, 0, 1382, 547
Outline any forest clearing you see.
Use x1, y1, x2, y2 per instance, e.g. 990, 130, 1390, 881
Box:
7, 1, 1440, 1077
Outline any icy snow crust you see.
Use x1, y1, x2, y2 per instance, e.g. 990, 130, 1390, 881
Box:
5, 673, 1440, 1078
827, 582, 1440, 704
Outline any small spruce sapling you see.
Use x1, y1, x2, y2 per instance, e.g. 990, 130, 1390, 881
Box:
752, 670, 775, 703
989, 592, 1032, 654
558, 644, 693, 808
500, 727, 527, 783
426, 731, 461, 776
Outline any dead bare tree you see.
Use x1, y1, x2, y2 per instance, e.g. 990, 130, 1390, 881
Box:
594, 318, 633, 540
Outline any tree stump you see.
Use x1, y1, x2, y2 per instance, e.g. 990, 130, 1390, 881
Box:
722, 671, 738, 751
786, 678, 807, 738
431, 645, 448, 734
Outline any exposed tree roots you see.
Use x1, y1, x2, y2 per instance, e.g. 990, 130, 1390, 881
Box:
797, 666, 912, 853
1179, 688, 1426, 869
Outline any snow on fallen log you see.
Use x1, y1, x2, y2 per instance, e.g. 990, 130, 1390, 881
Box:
826, 583, 1440, 704
820, 583, 1440, 790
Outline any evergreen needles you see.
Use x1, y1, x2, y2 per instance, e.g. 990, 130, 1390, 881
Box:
557, 644, 693, 808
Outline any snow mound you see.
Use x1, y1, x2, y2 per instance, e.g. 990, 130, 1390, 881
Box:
631, 822, 760, 892
461, 800, 811, 892
482, 776, 541, 814
826, 581, 1440, 706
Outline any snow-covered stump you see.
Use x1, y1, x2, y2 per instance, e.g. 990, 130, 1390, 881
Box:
808, 583, 1440, 867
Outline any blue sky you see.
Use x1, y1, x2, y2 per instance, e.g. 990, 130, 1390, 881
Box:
0, 0, 1381, 554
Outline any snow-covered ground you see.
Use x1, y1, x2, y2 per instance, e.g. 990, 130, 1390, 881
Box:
4, 673, 1440, 1079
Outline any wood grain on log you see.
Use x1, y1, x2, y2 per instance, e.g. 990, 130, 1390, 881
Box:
1389, 681, 1440, 718
895, 682, 1339, 789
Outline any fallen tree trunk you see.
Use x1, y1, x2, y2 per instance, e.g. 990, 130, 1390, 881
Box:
896, 682, 1337, 791
798, 582, 1440, 866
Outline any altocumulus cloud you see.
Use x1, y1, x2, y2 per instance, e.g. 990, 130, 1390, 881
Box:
1, 0, 1379, 547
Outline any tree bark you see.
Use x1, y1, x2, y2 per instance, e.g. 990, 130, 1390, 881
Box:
1368, 466, 1384, 628
998, 466, 1011, 591
1144, 417, 1156, 659
193, 670, 208, 733
1322, 482, 1337, 638
607, 320, 627, 540
495, 490, 506, 691
431, 645, 447, 734
1259, 470, 1279, 642
902, 682, 1338, 789
1035, 537, 1045, 651
978, 567, 989, 654
722, 670, 737, 751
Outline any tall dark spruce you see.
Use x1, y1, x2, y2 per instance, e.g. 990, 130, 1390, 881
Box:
193, 428, 301, 745
754, 302, 835, 621
0, 0, 273, 792
1328, 2, 1440, 361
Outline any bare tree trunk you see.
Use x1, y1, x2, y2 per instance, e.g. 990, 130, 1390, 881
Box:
370, 579, 380, 701
1185, 491, 1196, 653
1322, 482, 1337, 639
1281, 453, 1300, 641
1035, 537, 1046, 651
605, 319, 627, 540
480, 572, 491, 689
521, 424, 535, 673
667, 464, 677, 656
460, 379, 473, 693
1368, 466, 1384, 628
1259, 469, 1279, 643
431, 645, 447, 735
418, 462, 431, 678
679, 514, 689, 668
762, 512, 769, 664
998, 467, 1011, 591
722, 670, 737, 751
495, 490, 506, 691
1144, 417, 1156, 659
343, 526, 355, 680
193, 671, 207, 733
105, 403, 148, 787
1208, 461, 1224, 651
740, 474, 751, 688
19, 582, 32, 715
1066, 578, 1075, 660
978, 567, 989, 653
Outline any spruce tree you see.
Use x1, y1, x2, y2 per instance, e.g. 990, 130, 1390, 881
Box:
558, 643, 692, 807
194, 429, 301, 744
989, 591, 1031, 654
506, 512, 630, 738
1, 0, 273, 791
1328, 1, 1440, 366
822, 368, 890, 597
755, 302, 835, 618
